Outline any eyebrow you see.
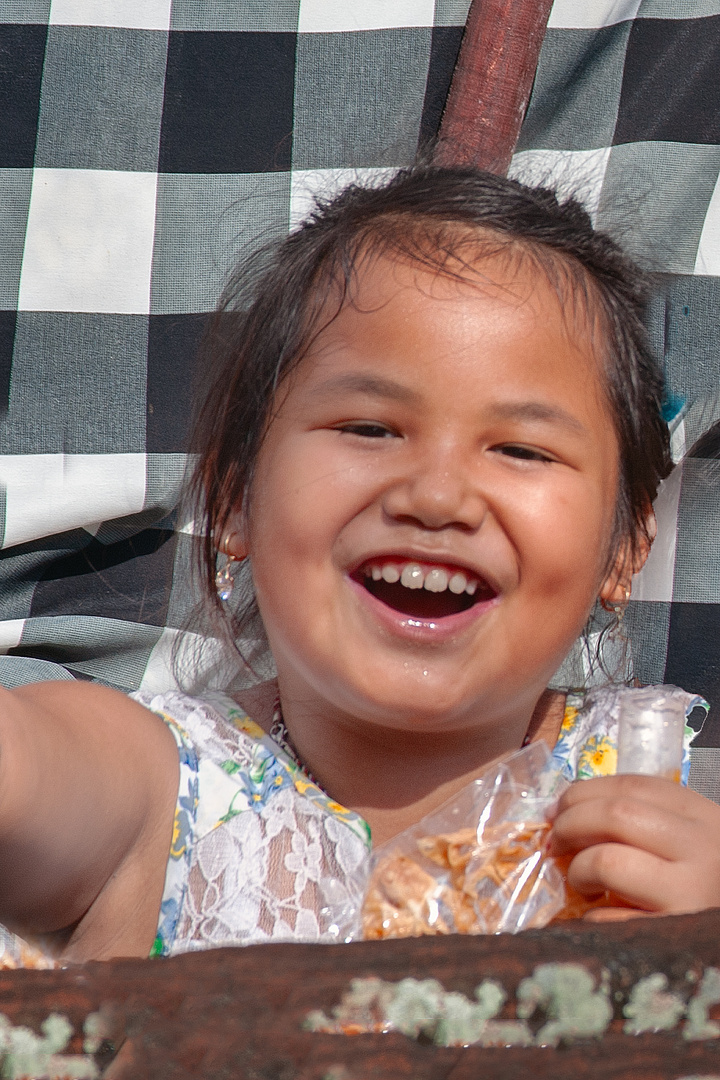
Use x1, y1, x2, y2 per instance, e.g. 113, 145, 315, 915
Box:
311, 373, 421, 405
311, 375, 588, 435
487, 401, 588, 434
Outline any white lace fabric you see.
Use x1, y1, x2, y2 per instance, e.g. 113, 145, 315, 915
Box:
131, 690, 370, 955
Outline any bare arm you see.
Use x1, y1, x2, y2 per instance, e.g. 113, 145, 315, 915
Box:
0, 681, 179, 960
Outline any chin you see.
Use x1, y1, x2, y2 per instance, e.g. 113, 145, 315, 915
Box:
338, 677, 481, 731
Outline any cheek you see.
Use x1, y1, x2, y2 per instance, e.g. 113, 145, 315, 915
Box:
247, 438, 359, 602
512, 473, 618, 595
252, 435, 385, 554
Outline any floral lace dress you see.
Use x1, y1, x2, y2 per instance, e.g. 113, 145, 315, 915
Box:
134, 690, 371, 956
0, 684, 707, 966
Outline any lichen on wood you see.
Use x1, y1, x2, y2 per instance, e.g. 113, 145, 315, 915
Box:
516, 963, 613, 1046
623, 973, 686, 1035
0, 1012, 98, 1079
308, 962, 720, 1050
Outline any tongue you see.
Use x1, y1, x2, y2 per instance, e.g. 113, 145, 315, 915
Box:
364, 578, 475, 619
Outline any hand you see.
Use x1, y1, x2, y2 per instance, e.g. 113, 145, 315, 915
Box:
549, 774, 720, 921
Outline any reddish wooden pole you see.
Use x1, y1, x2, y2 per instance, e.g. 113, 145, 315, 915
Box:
434, 0, 554, 175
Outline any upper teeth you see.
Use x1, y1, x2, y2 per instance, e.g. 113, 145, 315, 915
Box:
365, 561, 479, 596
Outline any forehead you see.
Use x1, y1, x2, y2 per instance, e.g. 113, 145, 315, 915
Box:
297, 245, 609, 406
317, 224, 605, 341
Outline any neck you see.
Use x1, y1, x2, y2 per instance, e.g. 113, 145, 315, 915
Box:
270, 684, 565, 847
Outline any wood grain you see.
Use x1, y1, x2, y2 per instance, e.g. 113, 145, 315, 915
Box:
434, 0, 554, 174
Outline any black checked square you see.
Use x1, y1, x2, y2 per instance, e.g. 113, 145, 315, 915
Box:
615, 15, 720, 146
665, 602, 720, 746
0, 310, 15, 414
419, 25, 464, 148
147, 313, 208, 453
0, 23, 47, 167
159, 30, 295, 173
28, 526, 177, 628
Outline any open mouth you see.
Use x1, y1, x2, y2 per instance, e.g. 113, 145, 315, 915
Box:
354, 559, 496, 621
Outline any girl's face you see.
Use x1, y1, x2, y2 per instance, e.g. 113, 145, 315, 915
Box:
242, 249, 624, 736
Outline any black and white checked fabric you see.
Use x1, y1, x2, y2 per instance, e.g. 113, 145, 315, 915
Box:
0, 0, 468, 691
1, 1, 719, 788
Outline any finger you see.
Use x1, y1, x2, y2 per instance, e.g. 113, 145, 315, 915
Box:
550, 796, 696, 863
582, 907, 660, 923
556, 773, 715, 821
566, 842, 689, 912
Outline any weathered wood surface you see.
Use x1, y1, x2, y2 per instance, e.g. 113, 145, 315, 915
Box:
3, 911, 720, 1077
434, 0, 553, 175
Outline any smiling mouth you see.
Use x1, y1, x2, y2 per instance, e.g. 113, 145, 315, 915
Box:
355, 559, 497, 620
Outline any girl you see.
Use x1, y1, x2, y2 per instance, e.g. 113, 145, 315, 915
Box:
2, 166, 720, 965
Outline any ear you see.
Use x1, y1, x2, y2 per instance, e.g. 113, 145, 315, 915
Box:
598, 509, 656, 608
218, 516, 249, 561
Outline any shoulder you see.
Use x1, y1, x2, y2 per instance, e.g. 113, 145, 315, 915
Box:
130, 688, 265, 765
10, 678, 172, 764
549, 685, 625, 782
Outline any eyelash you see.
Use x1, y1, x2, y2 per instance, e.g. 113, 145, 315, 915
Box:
335, 426, 555, 462
494, 444, 553, 463
336, 422, 396, 439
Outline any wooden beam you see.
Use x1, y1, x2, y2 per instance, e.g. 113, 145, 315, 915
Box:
2, 911, 720, 1076
434, 0, 554, 175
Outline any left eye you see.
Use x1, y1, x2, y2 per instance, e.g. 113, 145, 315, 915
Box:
493, 444, 553, 462
336, 423, 396, 438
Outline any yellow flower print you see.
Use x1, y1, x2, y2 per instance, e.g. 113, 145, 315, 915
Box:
294, 778, 320, 796
169, 808, 186, 859
560, 705, 579, 734
578, 735, 617, 778
231, 715, 266, 739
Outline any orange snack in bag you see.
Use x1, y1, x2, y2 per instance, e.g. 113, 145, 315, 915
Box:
362, 820, 562, 939
361, 741, 580, 940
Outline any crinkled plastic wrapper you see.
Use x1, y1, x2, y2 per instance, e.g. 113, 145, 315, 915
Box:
362, 741, 585, 940
0, 924, 57, 969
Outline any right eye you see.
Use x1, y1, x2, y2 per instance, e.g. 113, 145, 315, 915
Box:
335, 422, 397, 439
492, 443, 555, 463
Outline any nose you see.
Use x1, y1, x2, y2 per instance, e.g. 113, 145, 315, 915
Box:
382, 441, 488, 533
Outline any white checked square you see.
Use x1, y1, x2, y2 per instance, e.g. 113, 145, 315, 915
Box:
631, 465, 682, 604
49, 0, 172, 30
19, 169, 157, 315
508, 148, 612, 223
694, 170, 720, 276
0, 621, 25, 654
0, 454, 147, 549
548, 0, 641, 28
290, 167, 398, 228
298, 0, 434, 33
140, 627, 235, 695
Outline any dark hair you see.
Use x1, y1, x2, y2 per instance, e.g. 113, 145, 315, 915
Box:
190, 164, 671, 647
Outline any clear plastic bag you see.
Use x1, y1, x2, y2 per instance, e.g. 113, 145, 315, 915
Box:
362, 741, 571, 939
360, 686, 708, 940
